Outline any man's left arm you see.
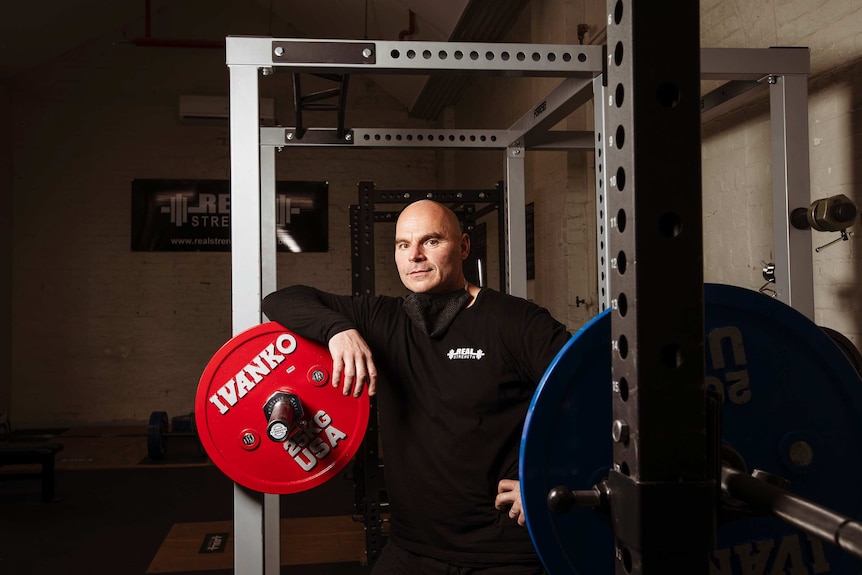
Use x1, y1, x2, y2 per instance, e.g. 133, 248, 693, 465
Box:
497, 300, 572, 526
521, 304, 572, 383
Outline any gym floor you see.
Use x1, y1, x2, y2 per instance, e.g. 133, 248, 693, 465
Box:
0, 428, 375, 575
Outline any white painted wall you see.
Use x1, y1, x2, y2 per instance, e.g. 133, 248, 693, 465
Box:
700, 0, 862, 342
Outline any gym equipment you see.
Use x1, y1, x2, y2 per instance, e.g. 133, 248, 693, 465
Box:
195, 322, 370, 494
227, 31, 813, 575
791, 194, 858, 253
146, 410, 200, 460
791, 194, 857, 233
521, 283, 862, 575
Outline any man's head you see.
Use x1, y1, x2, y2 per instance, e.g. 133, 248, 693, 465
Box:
394, 200, 469, 294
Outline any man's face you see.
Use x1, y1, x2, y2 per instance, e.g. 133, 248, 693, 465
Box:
394, 201, 469, 294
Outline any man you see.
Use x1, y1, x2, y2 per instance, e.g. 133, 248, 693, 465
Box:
262, 200, 570, 574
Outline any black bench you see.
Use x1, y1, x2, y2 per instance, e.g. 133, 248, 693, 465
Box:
0, 442, 64, 502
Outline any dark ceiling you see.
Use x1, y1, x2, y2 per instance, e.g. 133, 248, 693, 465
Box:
2, 0, 531, 120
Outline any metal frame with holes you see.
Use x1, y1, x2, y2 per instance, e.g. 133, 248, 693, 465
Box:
226, 34, 811, 575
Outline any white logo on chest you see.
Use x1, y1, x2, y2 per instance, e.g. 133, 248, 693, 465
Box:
447, 347, 485, 360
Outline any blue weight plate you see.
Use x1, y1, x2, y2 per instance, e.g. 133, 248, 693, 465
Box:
520, 283, 862, 575
521, 309, 614, 575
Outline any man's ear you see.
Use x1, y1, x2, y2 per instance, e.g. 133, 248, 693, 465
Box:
460, 233, 470, 260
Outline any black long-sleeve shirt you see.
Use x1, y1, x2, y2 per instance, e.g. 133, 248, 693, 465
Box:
262, 285, 570, 566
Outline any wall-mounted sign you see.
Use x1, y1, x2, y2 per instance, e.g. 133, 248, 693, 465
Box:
131, 179, 328, 252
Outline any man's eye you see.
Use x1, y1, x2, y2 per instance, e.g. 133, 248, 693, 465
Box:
426, 239, 439, 246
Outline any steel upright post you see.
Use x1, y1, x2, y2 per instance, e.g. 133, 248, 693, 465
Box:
228, 47, 279, 575
593, 75, 611, 312
506, 146, 527, 298
770, 74, 815, 319
604, 1, 715, 573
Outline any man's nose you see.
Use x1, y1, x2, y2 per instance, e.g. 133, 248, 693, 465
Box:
409, 245, 425, 261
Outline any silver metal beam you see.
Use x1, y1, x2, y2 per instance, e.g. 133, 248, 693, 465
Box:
524, 130, 595, 150
352, 128, 510, 148
230, 67, 263, 333
261, 146, 277, 298
227, 37, 603, 76
229, 62, 280, 575
701, 47, 810, 80
593, 76, 611, 312
229, 37, 807, 81
261, 127, 515, 148
263, 127, 596, 150
505, 146, 527, 298
770, 74, 815, 319
700, 79, 763, 115
507, 76, 595, 148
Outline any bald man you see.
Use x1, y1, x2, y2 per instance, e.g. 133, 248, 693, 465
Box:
263, 200, 570, 574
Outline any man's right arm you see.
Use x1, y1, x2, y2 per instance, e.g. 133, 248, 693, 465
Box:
261, 285, 377, 397
262, 285, 356, 343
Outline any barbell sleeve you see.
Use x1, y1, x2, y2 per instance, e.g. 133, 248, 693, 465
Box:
721, 465, 862, 559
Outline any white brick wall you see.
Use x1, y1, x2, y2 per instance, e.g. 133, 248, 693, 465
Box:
701, 0, 862, 348
10, 4, 437, 426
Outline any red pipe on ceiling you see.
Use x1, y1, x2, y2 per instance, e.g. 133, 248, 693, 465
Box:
398, 10, 416, 41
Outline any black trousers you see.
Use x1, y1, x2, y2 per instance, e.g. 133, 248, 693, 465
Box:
370, 540, 546, 575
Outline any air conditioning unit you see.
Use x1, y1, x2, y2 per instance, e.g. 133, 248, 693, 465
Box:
179, 95, 276, 125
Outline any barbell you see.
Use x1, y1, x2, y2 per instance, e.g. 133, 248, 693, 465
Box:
520, 283, 862, 574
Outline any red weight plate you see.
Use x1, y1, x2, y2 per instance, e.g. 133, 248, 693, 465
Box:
195, 322, 370, 494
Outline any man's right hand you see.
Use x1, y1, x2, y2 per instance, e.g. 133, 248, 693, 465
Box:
328, 329, 377, 397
